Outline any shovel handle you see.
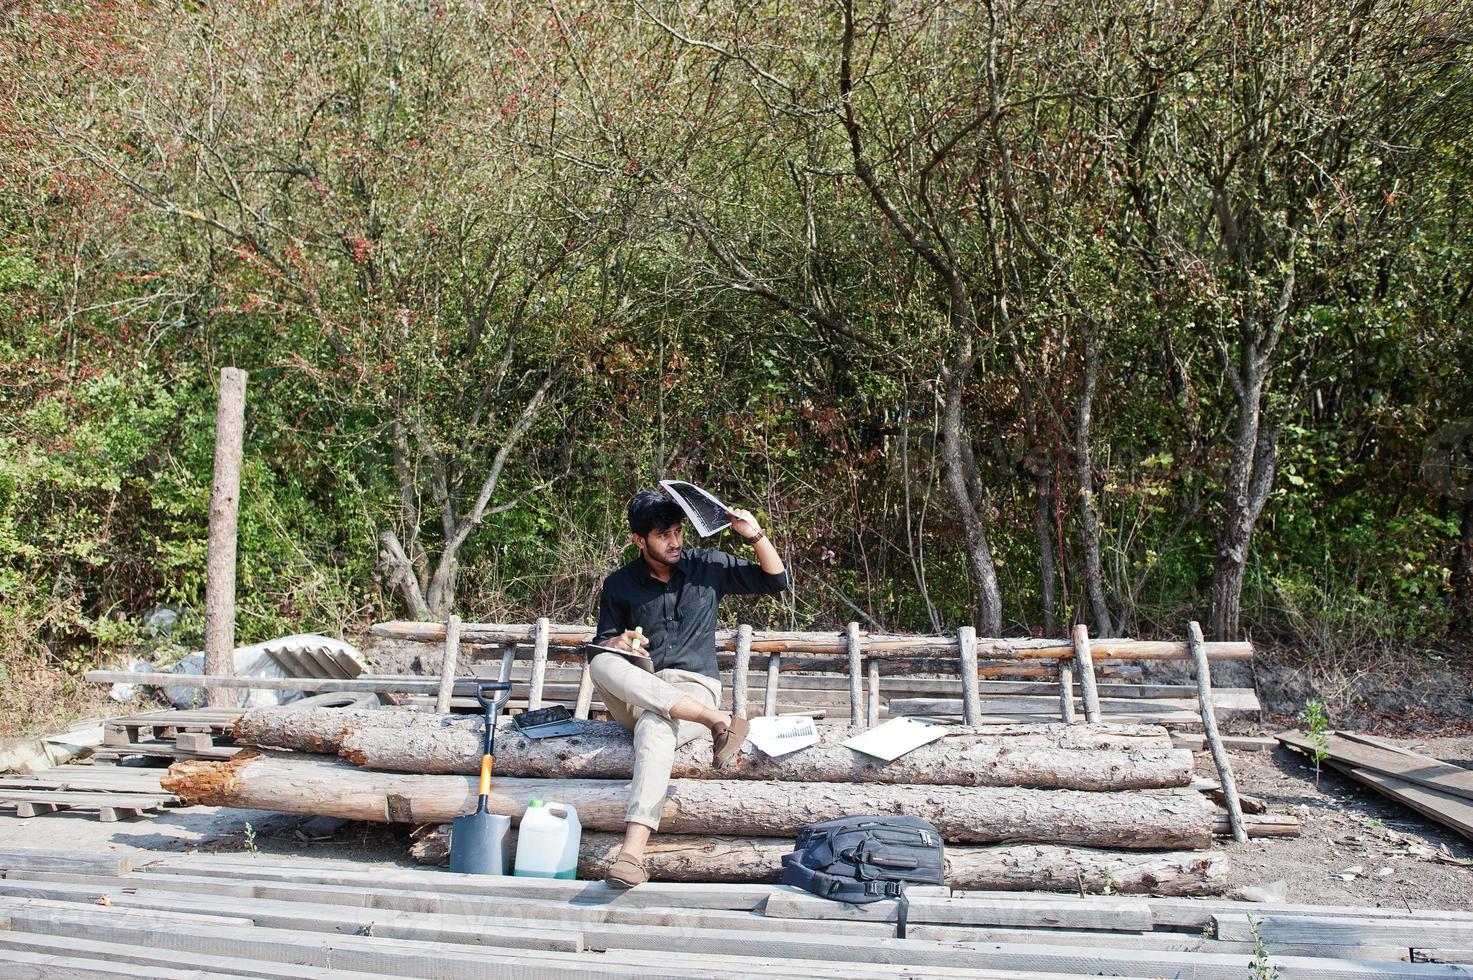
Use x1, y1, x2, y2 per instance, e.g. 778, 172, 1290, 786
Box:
475, 681, 512, 711
479, 754, 493, 797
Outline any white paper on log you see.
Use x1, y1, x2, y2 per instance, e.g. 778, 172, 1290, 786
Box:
842, 717, 947, 762
746, 716, 819, 757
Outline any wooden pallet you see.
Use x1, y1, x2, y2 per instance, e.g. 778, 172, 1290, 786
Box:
96, 709, 244, 762
0, 849, 1468, 978
0, 789, 173, 822
0, 764, 178, 822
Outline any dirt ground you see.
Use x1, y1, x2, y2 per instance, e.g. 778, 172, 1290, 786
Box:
1213, 734, 1473, 909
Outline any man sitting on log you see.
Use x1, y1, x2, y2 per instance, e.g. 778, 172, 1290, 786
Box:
587, 488, 788, 888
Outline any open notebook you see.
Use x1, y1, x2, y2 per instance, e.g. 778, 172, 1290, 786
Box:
659, 479, 731, 537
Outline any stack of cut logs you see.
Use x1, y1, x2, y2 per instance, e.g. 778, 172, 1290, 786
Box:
164, 707, 1231, 895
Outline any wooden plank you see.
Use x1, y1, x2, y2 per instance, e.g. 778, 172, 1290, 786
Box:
0, 945, 251, 980
900, 924, 1409, 961
87, 738, 239, 761
140, 858, 783, 909
592, 948, 1052, 980
0, 790, 170, 807
1, 872, 890, 942
85, 672, 467, 693
0, 903, 701, 980
0, 932, 398, 980
0, 877, 585, 952
764, 889, 1152, 931
1215, 912, 1473, 948
0, 851, 133, 876
374, 621, 1258, 662
1338, 732, 1451, 767
1335, 765, 1473, 839
890, 694, 1256, 720
1172, 733, 1277, 752
1279, 731, 1473, 803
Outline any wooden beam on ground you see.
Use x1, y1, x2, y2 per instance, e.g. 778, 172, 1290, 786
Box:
1278, 731, 1473, 803
0, 850, 134, 876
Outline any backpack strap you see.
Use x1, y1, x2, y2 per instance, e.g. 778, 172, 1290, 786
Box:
781, 859, 840, 899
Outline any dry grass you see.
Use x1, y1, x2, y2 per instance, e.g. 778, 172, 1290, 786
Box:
0, 608, 116, 739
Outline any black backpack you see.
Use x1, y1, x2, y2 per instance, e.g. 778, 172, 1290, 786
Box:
779, 815, 945, 904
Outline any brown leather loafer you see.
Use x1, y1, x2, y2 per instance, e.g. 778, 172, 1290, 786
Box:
712, 715, 750, 768
605, 851, 648, 889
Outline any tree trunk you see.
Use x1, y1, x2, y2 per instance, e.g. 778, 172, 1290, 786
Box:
203, 367, 247, 707
940, 326, 1004, 636
163, 751, 1215, 849
407, 828, 1227, 896
1209, 320, 1283, 641
1453, 495, 1473, 630
1076, 330, 1113, 637
238, 706, 1177, 757
1033, 467, 1058, 636
331, 718, 1192, 791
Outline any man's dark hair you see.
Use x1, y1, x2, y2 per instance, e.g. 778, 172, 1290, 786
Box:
628, 490, 685, 537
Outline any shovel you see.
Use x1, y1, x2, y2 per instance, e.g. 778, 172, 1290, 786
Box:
449, 680, 514, 875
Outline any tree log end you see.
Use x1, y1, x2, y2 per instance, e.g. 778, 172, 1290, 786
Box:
162, 749, 257, 805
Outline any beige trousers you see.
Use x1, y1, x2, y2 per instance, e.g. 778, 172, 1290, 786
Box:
588, 652, 721, 829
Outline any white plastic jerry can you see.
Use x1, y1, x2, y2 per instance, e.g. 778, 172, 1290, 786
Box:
513, 799, 582, 879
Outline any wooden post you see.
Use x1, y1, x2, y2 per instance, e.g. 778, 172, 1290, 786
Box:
434, 614, 461, 714
732, 625, 752, 719
573, 664, 595, 719
1072, 624, 1101, 723
528, 617, 550, 711
1189, 620, 1248, 843
867, 659, 880, 727
763, 654, 780, 717
846, 622, 863, 726
958, 626, 981, 726
1057, 661, 1077, 723
203, 367, 247, 708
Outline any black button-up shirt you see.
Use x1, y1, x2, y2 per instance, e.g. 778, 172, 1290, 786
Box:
589, 548, 789, 680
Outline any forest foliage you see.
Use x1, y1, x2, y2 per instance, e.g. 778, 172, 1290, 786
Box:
1, 1, 1470, 730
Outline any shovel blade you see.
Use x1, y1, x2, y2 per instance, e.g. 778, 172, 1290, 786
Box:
448, 811, 511, 876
